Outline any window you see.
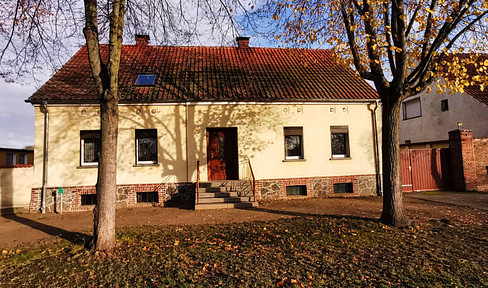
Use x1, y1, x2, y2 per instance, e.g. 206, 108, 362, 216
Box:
134, 74, 156, 86
441, 99, 449, 111
334, 183, 354, 193
6, 153, 15, 165
80, 130, 100, 166
137, 191, 159, 203
136, 129, 158, 164
18, 153, 28, 164
403, 98, 421, 119
331, 126, 350, 158
286, 185, 307, 196
81, 194, 97, 205
284, 127, 304, 159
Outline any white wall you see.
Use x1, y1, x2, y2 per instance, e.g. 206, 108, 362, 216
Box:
400, 85, 488, 144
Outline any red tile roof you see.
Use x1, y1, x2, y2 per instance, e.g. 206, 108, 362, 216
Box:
28, 44, 379, 104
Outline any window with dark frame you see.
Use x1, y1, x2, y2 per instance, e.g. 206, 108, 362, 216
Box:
81, 194, 97, 205
331, 126, 350, 158
137, 191, 159, 203
135, 129, 158, 164
134, 74, 156, 86
402, 97, 422, 119
80, 130, 100, 166
333, 183, 354, 193
284, 127, 304, 160
441, 99, 449, 111
18, 153, 28, 164
286, 185, 307, 196
6, 153, 15, 165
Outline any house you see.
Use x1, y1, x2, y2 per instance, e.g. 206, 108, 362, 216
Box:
25, 35, 381, 212
0, 147, 34, 212
400, 54, 488, 149
0, 147, 34, 167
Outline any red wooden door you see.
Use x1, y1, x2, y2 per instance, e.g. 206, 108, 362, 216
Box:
400, 148, 451, 192
207, 128, 238, 180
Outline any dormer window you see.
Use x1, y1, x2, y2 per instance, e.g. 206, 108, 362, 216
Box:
134, 74, 156, 86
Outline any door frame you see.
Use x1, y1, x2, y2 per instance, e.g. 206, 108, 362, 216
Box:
206, 127, 239, 180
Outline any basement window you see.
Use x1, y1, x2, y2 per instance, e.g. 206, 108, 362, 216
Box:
286, 185, 307, 196
134, 74, 156, 86
81, 194, 97, 206
137, 191, 159, 203
333, 183, 354, 194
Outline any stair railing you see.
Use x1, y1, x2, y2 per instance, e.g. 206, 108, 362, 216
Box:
151, 174, 175, 207
196, 160, 200, 205
248, 159, 256, 202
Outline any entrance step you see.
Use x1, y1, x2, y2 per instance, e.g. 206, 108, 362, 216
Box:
198, 192, 239, 198
197, 196, 253, 204
194, 201, 258, 210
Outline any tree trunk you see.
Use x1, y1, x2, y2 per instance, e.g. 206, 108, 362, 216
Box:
380, 95, 409, 227
92, 92, 119, 251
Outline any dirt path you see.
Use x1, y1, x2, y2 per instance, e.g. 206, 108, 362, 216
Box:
1, 191, 487, 249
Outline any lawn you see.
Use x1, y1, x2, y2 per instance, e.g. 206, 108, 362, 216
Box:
1, 215, 487, 287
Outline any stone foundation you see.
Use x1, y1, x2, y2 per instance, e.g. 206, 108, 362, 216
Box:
255, 174, 377, 200
29, 182, 195, 213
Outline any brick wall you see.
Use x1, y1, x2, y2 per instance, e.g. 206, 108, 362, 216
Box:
29, 182, 195, 213
255, 174, 377, 200
449, 129, 488, 192
473, 137, 488, 192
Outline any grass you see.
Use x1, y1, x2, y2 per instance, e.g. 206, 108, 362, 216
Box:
1, 216, 488, 287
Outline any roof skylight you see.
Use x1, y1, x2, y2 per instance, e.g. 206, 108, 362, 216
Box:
135, 74, 156, 86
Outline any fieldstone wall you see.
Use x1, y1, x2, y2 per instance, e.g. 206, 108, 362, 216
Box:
30, 182, 195, 213
255, 174, 377, 200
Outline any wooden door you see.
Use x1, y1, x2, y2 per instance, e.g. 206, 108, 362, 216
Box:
207, 128, 238, 180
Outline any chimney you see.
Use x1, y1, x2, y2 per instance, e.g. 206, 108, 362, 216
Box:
236, 36, 250, 49
135, 34, 150, 46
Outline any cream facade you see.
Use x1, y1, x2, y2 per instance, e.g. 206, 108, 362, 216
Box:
30, 101, 381, 211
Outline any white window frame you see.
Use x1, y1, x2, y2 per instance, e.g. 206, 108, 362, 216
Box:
402, 97, 422, 120
331, 126, 350, 159
135, 129, 158, 165
284, 127, 304, 160
80, 131, 100, 167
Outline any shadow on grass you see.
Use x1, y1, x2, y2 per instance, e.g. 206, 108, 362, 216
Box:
237, 206, 379, 222
1, 211, 90, 246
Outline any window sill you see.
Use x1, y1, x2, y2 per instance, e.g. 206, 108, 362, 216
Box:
329, 157, 352, 160
282, 158, 306, 162
133, 163, 160, 167
77, 165, 98, 169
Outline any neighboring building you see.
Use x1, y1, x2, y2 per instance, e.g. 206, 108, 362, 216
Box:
400, 54, 488, 148
26, 35, 382, 212
0, 147, 34, 167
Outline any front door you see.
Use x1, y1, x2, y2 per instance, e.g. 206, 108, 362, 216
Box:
207, 128, 238, 180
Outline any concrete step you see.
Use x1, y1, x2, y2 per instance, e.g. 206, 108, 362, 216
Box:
198, 187, 233, 193
199, 181, 242, 188
198, 192, 239, 198
197, 196, 253, 204
194, 201, 258, 210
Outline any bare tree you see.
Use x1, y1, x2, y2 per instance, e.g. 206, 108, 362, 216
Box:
1, 0, 239, 252
261, 0, 488, 226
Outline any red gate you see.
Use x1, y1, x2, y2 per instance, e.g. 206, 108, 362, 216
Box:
400, 148, 451, 192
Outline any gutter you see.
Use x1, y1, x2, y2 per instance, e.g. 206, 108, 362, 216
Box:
371, 100, 382, 196
40, 101, 49, 213
185, 102, 189, 182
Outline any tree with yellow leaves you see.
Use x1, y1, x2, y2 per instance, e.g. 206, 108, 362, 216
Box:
264, 0, 488, 226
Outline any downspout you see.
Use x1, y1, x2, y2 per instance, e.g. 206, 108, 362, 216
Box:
185, 102, 189, 183
40, 101, 49, 213
371, 100, 382, 196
